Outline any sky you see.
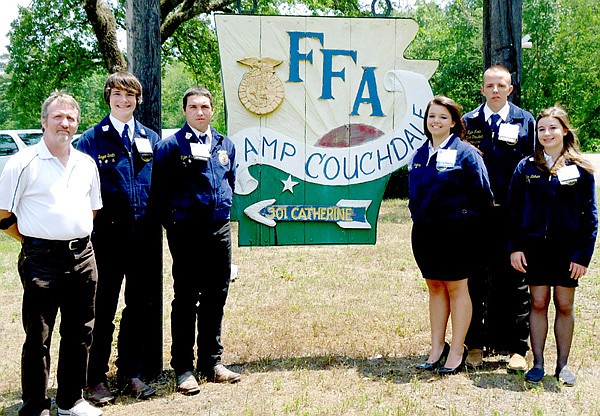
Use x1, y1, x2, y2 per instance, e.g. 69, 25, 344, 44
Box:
1, 0, 29, 55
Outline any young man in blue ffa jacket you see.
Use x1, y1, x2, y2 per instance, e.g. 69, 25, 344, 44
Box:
152, 86, 239, 395
462, 65, 535, 371
76, 72, 162, 404
0, 92, 103, 416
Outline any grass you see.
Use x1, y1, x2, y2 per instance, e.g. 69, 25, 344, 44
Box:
1, 199, 599, 415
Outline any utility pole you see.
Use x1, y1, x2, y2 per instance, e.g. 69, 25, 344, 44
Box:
127, 0, 162, 136
126, 0, 163, 379
483, 0, 523, 106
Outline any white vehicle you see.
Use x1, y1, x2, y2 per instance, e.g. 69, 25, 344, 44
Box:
0, 130, 44, 173
1, 128, 179, 175
161, 128, 179, 139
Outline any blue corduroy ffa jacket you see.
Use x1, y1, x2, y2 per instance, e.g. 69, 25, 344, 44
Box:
507, 157, 598, 266
463, 102, 535, 206
408, 134, 494, 225
76, 114, 161, 226
151, 123, 236, 226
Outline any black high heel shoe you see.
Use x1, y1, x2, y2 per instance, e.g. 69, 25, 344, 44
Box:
438, 345, 468, 375
416, 342, 450, 371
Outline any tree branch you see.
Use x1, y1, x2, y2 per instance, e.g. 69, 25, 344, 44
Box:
161, 0, 182, 21
160, 0, 235, 43
82, 0, 127, 72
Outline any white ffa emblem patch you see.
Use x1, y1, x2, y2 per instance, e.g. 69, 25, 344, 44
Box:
218, 150, 230, 166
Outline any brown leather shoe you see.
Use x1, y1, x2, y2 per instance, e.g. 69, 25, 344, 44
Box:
209, 364, 241, 383
88, 382, 115, 406
123, 377, 156, 400
176, 371, 201, 395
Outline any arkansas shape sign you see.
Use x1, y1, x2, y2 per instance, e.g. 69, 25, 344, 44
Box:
215, 14, 438, 246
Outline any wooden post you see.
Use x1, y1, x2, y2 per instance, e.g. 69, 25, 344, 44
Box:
126, 0, 162, 135
483, 0, 523, 106
126, 0, 163, 379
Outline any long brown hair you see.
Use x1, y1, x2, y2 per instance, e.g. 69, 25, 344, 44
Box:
533, 106, 594, 174
423, 96, 466, 141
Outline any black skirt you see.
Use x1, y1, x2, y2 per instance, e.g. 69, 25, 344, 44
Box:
522, 237, 579, 288
411, 220, 479, 281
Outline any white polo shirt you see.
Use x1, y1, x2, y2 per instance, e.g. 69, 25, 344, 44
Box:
0, 139, 102, 240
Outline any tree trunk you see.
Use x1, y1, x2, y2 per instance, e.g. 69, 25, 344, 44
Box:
483, 0, 523, 106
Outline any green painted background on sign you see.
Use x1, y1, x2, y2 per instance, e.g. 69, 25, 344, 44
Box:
232, 165, 390, 246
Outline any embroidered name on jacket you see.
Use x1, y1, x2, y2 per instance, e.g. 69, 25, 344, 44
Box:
98, 153, 117, 163
466, 129, 483, 146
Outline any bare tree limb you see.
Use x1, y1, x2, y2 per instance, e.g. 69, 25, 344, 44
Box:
160, 0, 182, 21
82, 0, 127, 72
160, 0, 235, 42
80, 0, 236, 72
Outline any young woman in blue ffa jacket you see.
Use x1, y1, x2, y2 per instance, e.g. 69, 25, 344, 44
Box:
409, 96, 494, 375
507, 106, 598, 386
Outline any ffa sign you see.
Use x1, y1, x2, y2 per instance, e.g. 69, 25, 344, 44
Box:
215, 15, 437, 246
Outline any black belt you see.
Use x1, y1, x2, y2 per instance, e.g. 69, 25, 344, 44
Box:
23, 235, 91, 252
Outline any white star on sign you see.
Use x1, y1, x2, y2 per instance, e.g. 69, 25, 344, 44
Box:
281, 175, 299, 194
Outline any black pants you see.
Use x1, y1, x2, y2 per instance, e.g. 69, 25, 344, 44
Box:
87, 222, 163, 385
18, 237, 97, 415
166, 220, 231, 375
465, 207, 530, 356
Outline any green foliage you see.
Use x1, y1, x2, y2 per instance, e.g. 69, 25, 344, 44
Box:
521, 0, 560, 116
523, 0, 600, 151
161, 61, 195, 129
163, 17, 226, 133
0, 73, 19, 129
4, 0, 102, 128
70, 71, 111, 131
402, 0, 483, 112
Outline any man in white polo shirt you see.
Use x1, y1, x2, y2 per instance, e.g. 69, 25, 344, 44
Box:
0, 92, 103, 416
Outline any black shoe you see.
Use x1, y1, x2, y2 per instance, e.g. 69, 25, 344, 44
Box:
416, 342, 450, 371
525, 367, 545, 383
438, 346, 468, 375
122, 377, 156, 400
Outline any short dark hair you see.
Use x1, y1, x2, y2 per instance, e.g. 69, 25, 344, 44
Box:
423, 95, 465, 141
41, 91, 81, 123
183, 86, 213, 110
104, 71, 143, 106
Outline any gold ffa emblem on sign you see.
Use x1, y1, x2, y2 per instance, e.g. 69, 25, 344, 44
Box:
237, 57, 285, 115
